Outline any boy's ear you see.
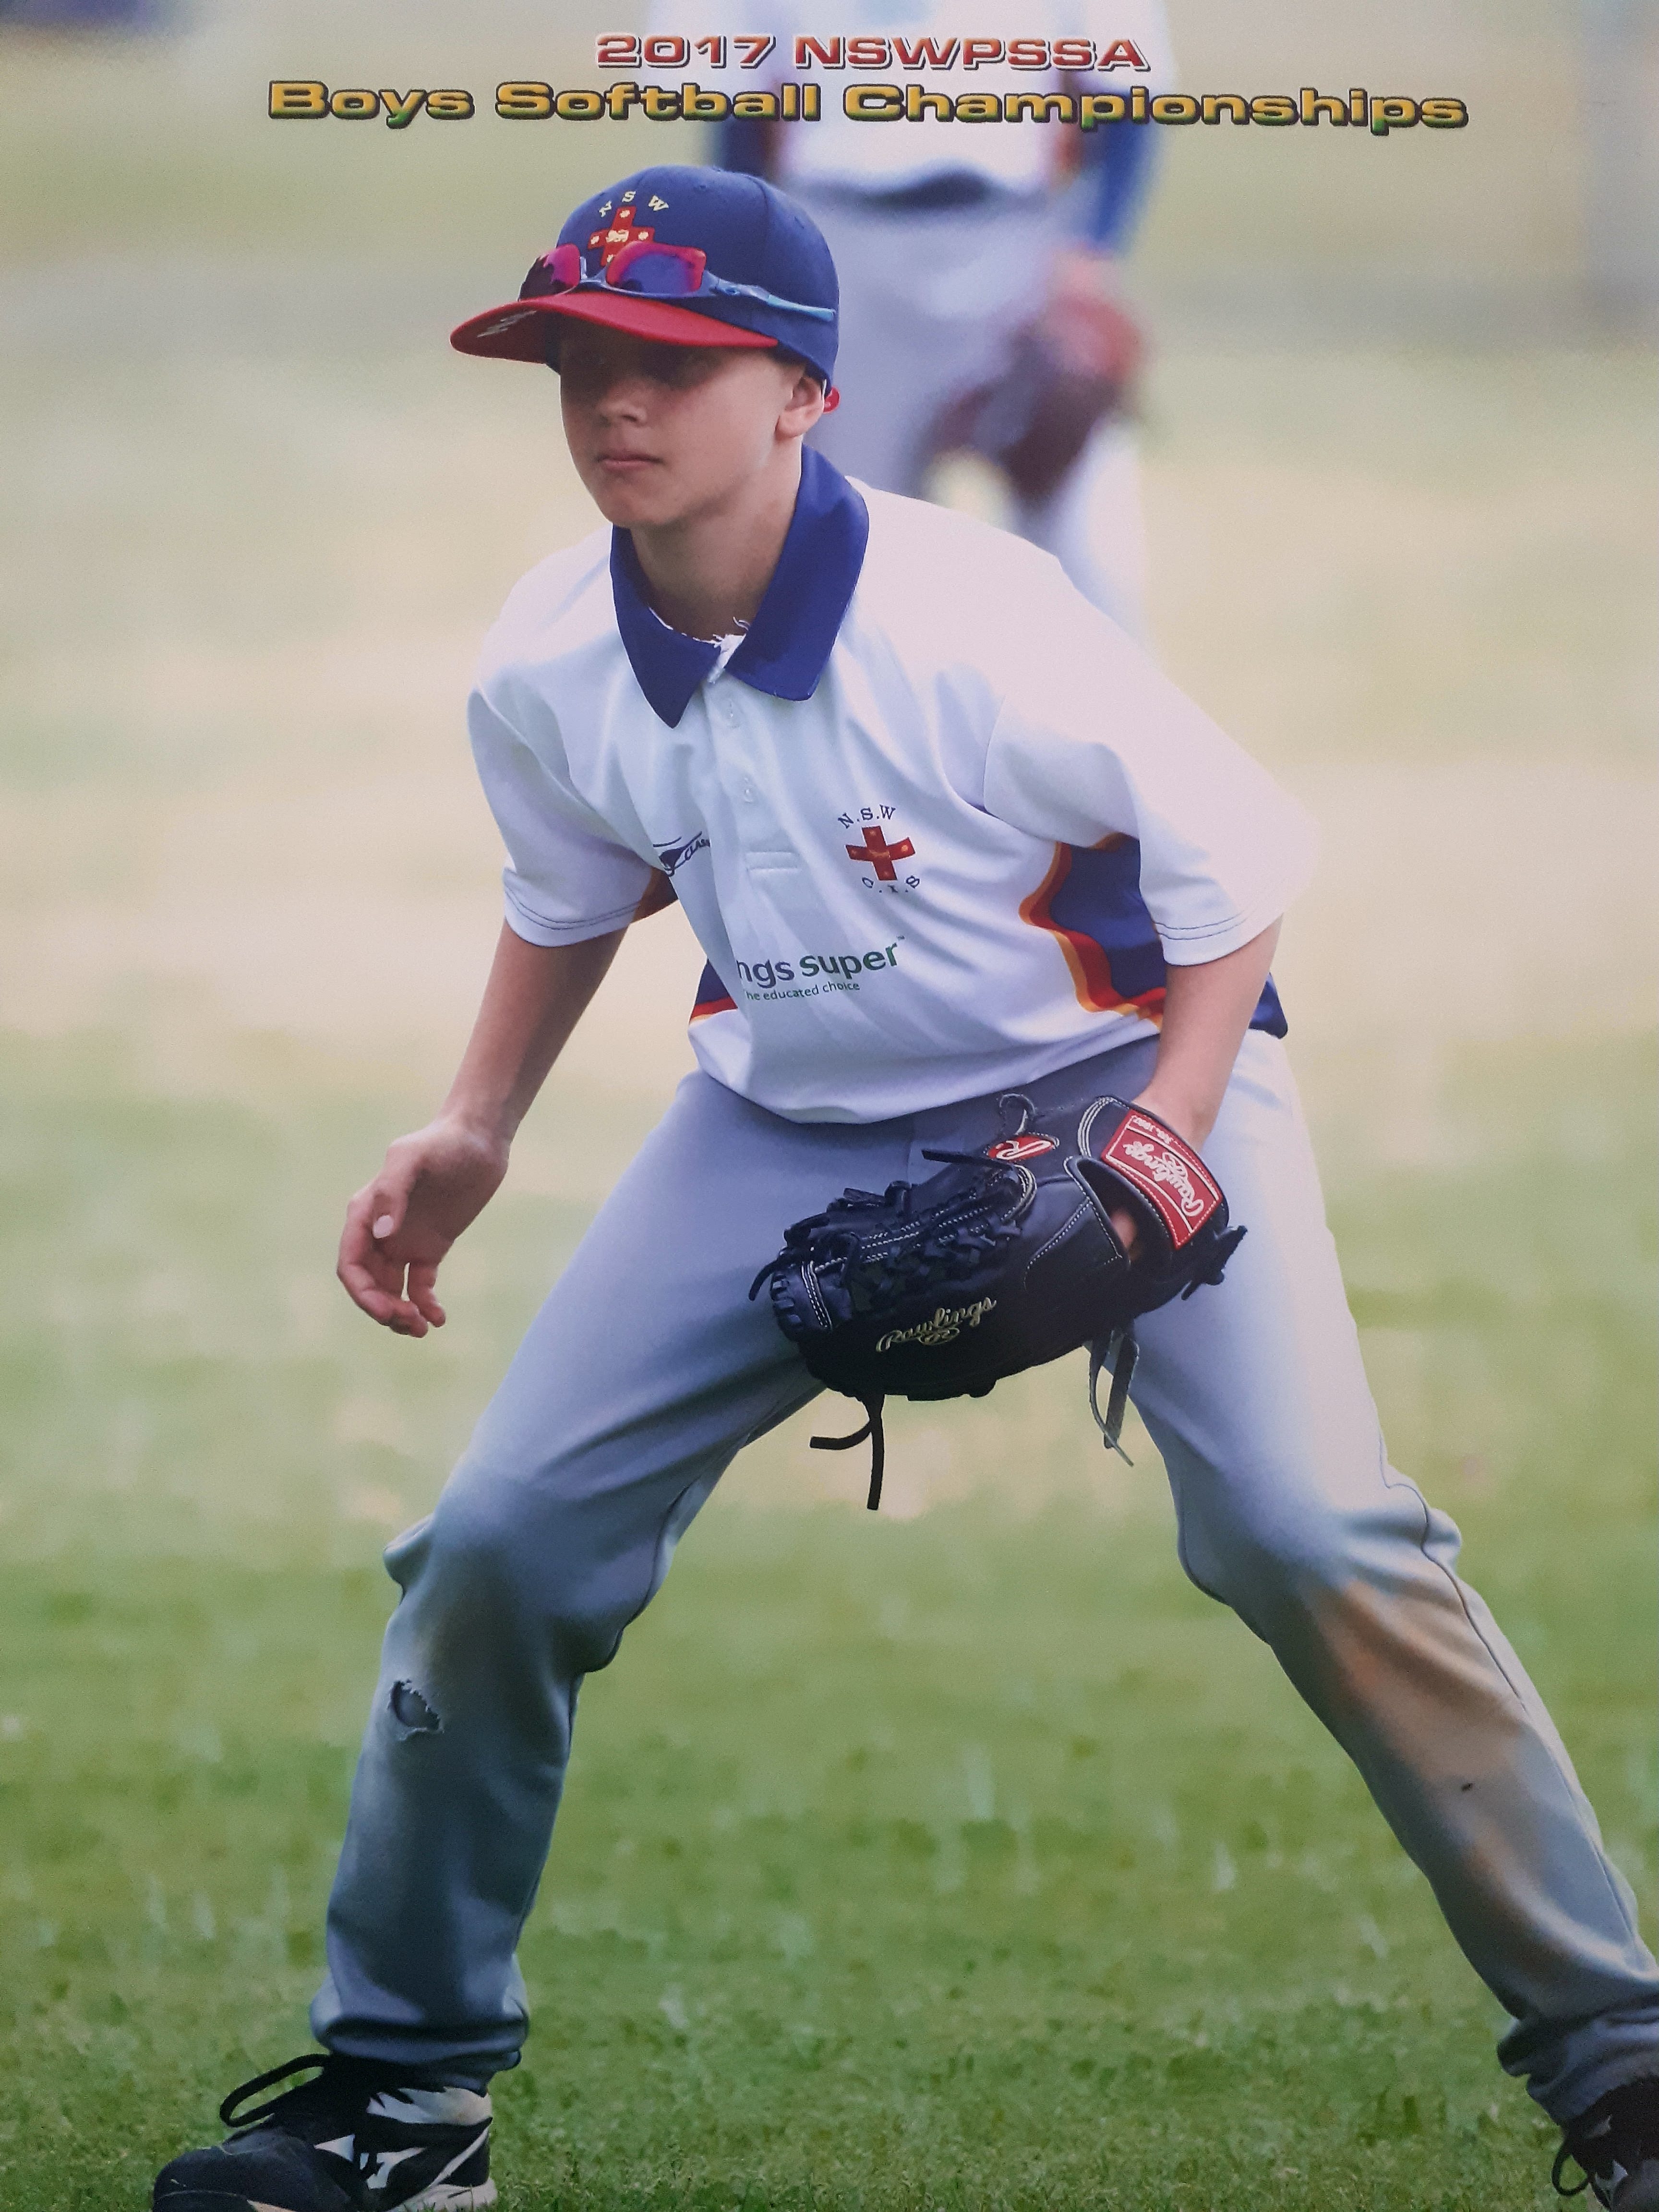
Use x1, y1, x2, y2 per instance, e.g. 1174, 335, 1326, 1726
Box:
777, 361, 829, 438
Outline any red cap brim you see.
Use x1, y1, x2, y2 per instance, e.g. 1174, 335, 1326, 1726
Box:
450, 290, 781, 362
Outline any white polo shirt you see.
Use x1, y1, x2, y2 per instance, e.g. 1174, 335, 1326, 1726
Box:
469, 448, 1316, 1124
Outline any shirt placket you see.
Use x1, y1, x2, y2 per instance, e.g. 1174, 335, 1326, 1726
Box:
707, 672, 798, 879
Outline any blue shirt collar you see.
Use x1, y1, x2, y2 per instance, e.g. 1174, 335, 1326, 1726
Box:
610, 445, 870, 729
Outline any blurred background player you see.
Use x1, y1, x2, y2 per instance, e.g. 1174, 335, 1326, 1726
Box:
644, 1, 1173, 635
0, 0, 166, 23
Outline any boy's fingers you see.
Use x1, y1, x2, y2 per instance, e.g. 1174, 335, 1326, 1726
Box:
338, 1204, 397, 1288
359, 1188, 401, 1242
367, 1271, 424, 1333
346, 1171, 410, 1239
338, 1166, 433, 1334
340, 1260, 429, 1336
338, 1237, 419, 1322
342, 1185, 386, 1249
342, 1184, 410, 1270
407, 1262, 446, 1329
338, 1250, 391, 1304
338, 1253, 397, 1314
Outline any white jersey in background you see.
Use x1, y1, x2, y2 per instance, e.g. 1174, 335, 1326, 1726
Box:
649, 0, 1176, 196
641, 1, 1177, 633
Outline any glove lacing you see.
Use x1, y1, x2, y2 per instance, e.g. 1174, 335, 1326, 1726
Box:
809, 1393, 888, 1513
1088, 1330, 1138, 1462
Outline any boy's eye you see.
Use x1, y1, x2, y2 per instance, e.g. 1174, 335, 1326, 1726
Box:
642, 347, 719, 387
561, 339, 721, 396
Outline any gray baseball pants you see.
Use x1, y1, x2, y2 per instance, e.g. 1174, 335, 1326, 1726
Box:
312, 1032, 1659, 2120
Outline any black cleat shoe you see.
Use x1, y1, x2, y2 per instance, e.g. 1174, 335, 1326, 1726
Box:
1555, 2078, 1659, 2211
153, 2052, 495, 2210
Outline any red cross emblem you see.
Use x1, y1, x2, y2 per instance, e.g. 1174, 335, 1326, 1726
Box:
588, 204, 654, 266
845, 825, 915, 880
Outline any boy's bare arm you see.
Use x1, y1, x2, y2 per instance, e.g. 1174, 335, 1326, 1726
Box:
1137, 921, 1281, 1150
1108, 920, 1281, 1258
337, 923, 625, 1336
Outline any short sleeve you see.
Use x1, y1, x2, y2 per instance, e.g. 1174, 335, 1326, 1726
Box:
468, 687, 657, 947
981, 601, 1318, 965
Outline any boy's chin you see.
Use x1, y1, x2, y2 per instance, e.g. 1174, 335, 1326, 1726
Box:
583, 470, 686, 531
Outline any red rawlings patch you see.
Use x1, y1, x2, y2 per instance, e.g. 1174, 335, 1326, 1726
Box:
985, 1133, 1059, 1164
1098, 1112, 1222, 1250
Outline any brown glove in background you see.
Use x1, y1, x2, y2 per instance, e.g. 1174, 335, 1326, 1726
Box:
926, 290, 1143, 507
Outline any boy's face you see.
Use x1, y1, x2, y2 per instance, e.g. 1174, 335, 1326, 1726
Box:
558, 325, 822, 529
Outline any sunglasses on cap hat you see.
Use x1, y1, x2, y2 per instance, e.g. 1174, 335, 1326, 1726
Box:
527, 239, 835, 324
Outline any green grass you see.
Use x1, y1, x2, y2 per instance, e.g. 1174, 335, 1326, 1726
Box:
0, 1029, 1652, 2210
1, 7, 1655, 2205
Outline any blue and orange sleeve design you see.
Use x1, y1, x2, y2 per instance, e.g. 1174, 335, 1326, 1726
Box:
689, 960, 737, 1021
1021, 837, 1286, 1036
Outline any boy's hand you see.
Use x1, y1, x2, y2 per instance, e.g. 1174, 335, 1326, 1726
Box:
1107, 1203, 1143, 1264
337, 1119, 510, 1337
1107, 925, 1283, 1266
1108, 1086, 1204, 1263
334, 923, 625, 1336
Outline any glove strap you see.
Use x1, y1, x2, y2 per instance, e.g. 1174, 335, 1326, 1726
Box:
810, 1394, 888, 1512
1088, 1100, 1225, 1257
1088, 1331, 1138, 1465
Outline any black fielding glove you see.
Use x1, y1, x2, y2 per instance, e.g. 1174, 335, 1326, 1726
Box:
750, 1092, 1244, 1509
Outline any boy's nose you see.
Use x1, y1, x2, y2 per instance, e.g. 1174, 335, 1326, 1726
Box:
590, 376, 652, 420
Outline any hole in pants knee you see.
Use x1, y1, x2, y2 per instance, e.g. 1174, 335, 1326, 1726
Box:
389, 1679, 442, 1736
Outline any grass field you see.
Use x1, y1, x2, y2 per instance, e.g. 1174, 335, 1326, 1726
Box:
1, 7, 1656, 2208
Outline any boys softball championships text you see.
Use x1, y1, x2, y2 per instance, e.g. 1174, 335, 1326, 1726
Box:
270, 30, 1468, 136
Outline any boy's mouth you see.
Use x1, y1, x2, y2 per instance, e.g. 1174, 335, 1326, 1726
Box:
596, 449, 661, 474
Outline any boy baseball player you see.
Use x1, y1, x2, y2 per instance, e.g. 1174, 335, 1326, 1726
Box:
154, 167, 1659, 2212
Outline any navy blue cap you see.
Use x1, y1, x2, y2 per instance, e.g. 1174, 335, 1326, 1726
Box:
451, 165, 840, 389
